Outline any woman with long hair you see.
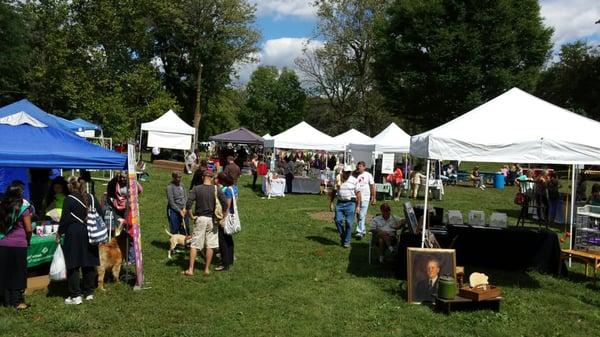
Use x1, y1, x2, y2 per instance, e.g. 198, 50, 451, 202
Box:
215, 173, 236, 271
0, 181, 33, 310
56, 177, 101, 305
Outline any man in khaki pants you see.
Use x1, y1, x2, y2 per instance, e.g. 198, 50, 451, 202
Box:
183, 170, 227, 276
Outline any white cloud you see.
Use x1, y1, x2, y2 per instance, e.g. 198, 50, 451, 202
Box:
540, 0, 600, 46
233, 37, 323, 85
252, 0, 317, 20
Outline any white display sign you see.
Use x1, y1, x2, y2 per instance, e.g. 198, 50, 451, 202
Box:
381, 153, 394, 174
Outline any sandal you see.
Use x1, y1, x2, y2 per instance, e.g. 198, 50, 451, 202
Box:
214, 265, 228, 272
181, 270, 194, 277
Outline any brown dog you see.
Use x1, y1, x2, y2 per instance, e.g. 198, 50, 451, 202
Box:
97, 237, 123, 291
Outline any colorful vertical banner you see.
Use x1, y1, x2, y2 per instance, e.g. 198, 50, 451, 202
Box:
127, 143, 144, 287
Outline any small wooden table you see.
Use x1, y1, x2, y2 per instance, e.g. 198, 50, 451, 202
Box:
559, 249, 600, 286
435, 296, 502, 315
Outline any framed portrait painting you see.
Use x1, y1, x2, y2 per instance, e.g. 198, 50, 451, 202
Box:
407, 248, 456, 304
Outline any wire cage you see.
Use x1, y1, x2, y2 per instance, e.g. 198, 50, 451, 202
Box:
574, 205, 600, 253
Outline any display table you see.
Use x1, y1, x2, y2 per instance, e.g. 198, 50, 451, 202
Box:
292, 176, 321, 194
435, 296, 502, 314
262, 175, 286, 197
396, 226, 562, 279
375, 183, 393, 200
28, 235, 61, 268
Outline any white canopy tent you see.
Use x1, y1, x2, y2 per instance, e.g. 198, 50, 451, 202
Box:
410, 87, 600, 248
347, 122, 411, 167
264, 121, 345, 151
140, 110, 195, 150
333, 128, 372, 146
263, 133, 273, 140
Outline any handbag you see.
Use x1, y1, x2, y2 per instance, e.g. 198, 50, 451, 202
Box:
214, 186, 224, 224
69, 194, 109, 245
514, 192, 525, 205
224, 187, 241, 235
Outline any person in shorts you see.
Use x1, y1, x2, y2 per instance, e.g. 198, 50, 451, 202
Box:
183, 170, 226, 276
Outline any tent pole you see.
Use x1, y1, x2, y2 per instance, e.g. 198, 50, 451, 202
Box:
138, 128, 143, 162
421, 159, 431, 248
569, 164, 577, 267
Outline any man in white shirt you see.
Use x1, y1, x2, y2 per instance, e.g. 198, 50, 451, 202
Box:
371, 203, 403, 263
355, 161, 376, 239
335, 165, 362, 248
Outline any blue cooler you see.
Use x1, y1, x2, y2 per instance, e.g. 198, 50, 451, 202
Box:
494, 172, 505, 189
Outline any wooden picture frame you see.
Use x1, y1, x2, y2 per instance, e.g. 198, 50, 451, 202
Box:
403, 201, 418, 234
407, 248, 457, 304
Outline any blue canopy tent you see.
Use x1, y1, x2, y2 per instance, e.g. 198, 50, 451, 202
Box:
0, 99, 84, 134
71, 117, 102, 131
0, 101, 126, 169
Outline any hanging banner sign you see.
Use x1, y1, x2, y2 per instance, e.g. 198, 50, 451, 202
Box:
127, 143, 144, 287
381, 153, 394, 174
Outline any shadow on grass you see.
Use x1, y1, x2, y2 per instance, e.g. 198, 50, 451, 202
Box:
306, 235, 339, 246
462, 267, 542, 289
244, 183, 264, 197
346, 242, 398, 279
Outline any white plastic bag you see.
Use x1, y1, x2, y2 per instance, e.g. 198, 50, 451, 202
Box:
49, 244, 67, 281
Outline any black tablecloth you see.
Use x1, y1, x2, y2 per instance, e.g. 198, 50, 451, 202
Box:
396, 226, 561, 279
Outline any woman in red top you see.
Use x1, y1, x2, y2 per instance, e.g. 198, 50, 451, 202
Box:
0, 181, 33, 310
387, 163, 404, 201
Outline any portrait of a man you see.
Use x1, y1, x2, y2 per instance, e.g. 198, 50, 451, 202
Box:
407, 248, 456, 304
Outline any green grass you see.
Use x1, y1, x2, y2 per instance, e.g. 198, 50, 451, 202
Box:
1, 165, 599, 337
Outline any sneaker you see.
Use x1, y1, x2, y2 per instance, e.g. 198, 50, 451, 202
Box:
343, 243, 351, 248
479, 185, 485, 190
354, 233, 363, 240
85, 295, 94, 301
379, 255, 384, 263
64, 296, 82, 305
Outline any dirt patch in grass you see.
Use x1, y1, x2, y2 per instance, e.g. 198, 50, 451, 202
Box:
310, 211, 334, 222
309, 211, 374, 223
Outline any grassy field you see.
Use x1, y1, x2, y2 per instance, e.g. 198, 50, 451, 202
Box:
1, 164, 599, 337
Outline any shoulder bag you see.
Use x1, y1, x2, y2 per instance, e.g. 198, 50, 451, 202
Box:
68, 194, 108, 245
224, 187, 241, 235
0, 200, 30, 240
214, 186, 225, 224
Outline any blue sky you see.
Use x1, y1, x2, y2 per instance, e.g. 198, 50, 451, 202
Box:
236, 0, 600, 84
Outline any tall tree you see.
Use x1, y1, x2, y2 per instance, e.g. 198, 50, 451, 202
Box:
20, 0, 177, 142
373, 0, 553, 130
146, 0, 259, 142
240, 66, 307, 135
0, 1, 29, 105
536, 42, 600, 121
295, 0, 392, 136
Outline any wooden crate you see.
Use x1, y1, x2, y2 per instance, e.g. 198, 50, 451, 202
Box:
459, 286, 502, 301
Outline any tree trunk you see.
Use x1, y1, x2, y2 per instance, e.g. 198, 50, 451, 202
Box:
192, 62, 203, 149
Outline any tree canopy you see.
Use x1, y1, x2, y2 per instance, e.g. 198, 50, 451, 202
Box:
373, 0, 553, 131
240, 66, 307, 136
536, 42, 600, 121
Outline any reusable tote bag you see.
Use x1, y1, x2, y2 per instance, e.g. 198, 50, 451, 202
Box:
224, 187, 241, 235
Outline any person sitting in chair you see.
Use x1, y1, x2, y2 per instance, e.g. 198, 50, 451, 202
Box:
371, 203, 404, 263
470, 166, 485, 190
